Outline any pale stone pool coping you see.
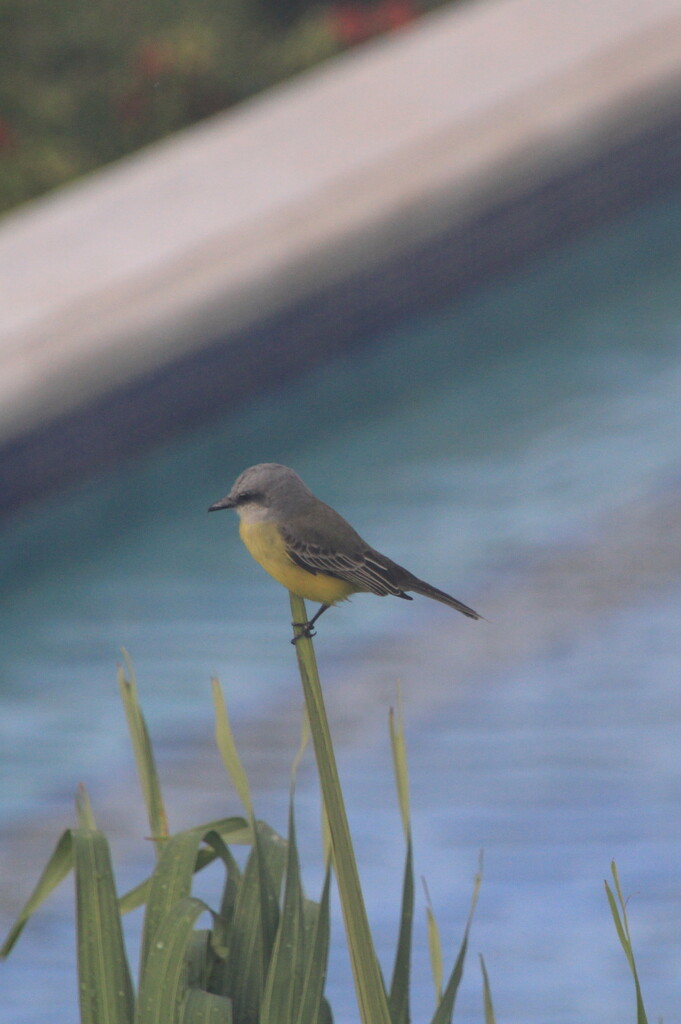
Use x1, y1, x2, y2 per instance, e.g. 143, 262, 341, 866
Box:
2, 0, 681, 513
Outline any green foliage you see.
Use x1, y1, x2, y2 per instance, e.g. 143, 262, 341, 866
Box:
0, 828, 73, 957
0, 0, 343, 215
1, 664, 331, 1024
291, 592, 483, 1024
291, 593, 392, 1024
73, 823, 135, 1024
0, 0, 461, 215
119, 652, 169, 849
1, 628, 655, 1023
605, 861, 649, 1024
387, 698, 414, 1024
479, 954, 496, 1024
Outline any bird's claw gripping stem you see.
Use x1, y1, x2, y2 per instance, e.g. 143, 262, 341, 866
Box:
291, 621, 317, 644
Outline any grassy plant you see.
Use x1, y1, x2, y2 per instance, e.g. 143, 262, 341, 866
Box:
2, 617, 654, 1023
1, 664, 331, 1024
479, 953, 496, 1024
605, 861, 649, 1024
2, 614, 484, 1023
290, 593, 392, 1024
290, 593, 483, 1024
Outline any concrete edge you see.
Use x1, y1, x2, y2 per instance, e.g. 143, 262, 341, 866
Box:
2, 0, 681, 514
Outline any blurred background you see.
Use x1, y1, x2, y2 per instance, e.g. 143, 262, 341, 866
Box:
0, 0, 434, 216
2, 0, 681, 1021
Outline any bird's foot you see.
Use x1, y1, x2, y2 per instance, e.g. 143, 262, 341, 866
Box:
290, 621, 317, 644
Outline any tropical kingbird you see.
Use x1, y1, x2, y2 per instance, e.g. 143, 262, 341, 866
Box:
209, 463, 480, 640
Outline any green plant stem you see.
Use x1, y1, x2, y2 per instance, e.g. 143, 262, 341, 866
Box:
290, 593, 391, 1024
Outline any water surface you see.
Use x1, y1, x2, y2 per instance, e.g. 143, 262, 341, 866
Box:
2, 191, 681, 1022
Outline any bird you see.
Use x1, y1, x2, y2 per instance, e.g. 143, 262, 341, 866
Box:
209, 463, 480, 641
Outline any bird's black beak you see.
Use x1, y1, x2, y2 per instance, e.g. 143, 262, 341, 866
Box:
208, 495, 235, 512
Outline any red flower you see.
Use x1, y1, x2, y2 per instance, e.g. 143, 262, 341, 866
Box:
328, 5, 372, 45
379, 0, 416, 30
328, 1, 417, 46
135, 42, 174, 78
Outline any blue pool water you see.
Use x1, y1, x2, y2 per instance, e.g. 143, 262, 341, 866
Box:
2, 190, 681, 1022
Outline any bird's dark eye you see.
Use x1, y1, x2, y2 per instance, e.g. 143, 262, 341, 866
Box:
237, 490, 259, 504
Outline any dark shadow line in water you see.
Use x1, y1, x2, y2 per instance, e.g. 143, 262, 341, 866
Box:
2, 104, 681, 519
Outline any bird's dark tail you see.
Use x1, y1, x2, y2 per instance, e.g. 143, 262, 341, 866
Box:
406, 577, 481, 619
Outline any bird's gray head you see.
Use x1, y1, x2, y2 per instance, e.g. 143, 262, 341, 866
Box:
208, 463, 313, 520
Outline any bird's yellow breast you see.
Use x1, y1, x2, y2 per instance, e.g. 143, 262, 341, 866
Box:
239, 518, 354, 604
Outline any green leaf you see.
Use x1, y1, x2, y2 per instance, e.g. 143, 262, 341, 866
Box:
290, 592, 391, 1024
139, 830, 205, 974
180, 989, 233, 1024
227, 821, 286, 1022
389, 695, 410, 839
291, 707, 311, 782
185, 929, 211, 991
423, 879, 443, 1001
388, 837, 414, 1024
73, 827, 134, 1024
119, 655, 169, 848
136, 897, 210, 1024
1, 829, 73, 958
261, 796, 306, 1024
193, 827, 243, 998
76, 784, 98, 830
119, 876, 153, 917
205, 830, 242, 965
605, 861, 648, 1024
295, 866, 332, 1024
119, 819, 249, 916
429, 862, 482, 1024
212, 678, 253, 819
203, 830, 241, 911
139, 826, 239, 975
479, 953, 495, 1024
388, 697, 414, 1024
253, 821, 287, 961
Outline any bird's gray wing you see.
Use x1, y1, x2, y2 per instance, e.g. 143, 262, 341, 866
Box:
280, 524, 411, 598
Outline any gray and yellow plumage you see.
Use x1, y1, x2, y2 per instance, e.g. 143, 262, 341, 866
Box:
209, 463, 480, 638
